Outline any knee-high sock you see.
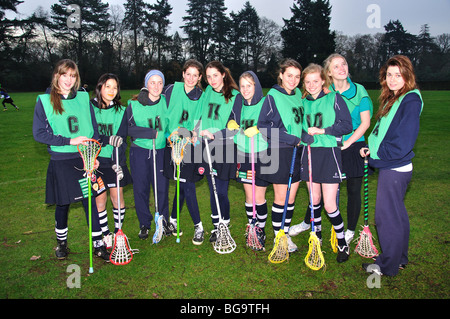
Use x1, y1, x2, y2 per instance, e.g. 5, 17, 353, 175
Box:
98, 209, 110, 236
245, 202, 253, 224
312, 204, 322, 240
113, 207, 125, 233
55, 204, 69, 241
256, 201, 268, 229
271, 203, 284, 235
283, 203, 294, 232
328, 209, 346, 247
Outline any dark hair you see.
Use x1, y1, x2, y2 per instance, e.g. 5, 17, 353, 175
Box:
95, 73, 122, 111
377, 55, 418, 119
277, 58, 303, 86
205, 61, 238, 103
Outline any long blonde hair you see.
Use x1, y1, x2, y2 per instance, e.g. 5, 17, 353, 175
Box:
50, 59, 81, 115
301, 63, 326, 98
323, 53, 348, 88
377, 55, 418, 120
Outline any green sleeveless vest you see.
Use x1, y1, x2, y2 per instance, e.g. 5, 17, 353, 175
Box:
368, 89, 423, 160
234, 98, 268, 153
301, 93, 338, 147
267, 87, 303, 138
93, 104, 125, 158
200, 86, 238, 134
129, 96, 167, 149
40, 92, 93, 153
167, 82, 202, 132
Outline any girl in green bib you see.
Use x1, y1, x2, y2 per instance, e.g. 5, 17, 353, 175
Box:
257, 58, 303, 253
32, 59, 109, 261
91, 73, 131, 249
199, 61, 239, 243
163, 60, 205, 245
299, 63, 353, 263
227, 71, 269, 249
361, 55, 423, 276
127, 70, 170, 241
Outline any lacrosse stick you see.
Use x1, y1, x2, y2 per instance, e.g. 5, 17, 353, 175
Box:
268, 146, 297, 264
168, 130, 190, 243
245, 136, 265, 251
330, 185, 339, 253
110, 146, 136, 265
355, 154, 379, 258
77, 138, 101, 274
304, 145, 325, 270
152, 139, 164, 244
204, 138, 236, 254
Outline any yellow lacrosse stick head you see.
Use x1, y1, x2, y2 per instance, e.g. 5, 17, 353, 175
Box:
268, 230, 289, 264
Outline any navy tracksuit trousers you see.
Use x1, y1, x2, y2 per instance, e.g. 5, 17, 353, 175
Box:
374, 168, 412, 276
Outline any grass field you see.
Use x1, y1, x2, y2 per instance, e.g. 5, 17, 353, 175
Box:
0, 89, 449, 304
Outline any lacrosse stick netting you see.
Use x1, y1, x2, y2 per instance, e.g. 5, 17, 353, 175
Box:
355, 156, 379, 258
77, 138, 101, 274
246, 136, 265, 251
204, 138, 236, 254
268, 146, 297, 264
304, 145, 325, 271
110, 146, 137, 265
168, 131, 190, 243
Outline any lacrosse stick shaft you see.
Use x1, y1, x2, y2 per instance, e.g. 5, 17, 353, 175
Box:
307, 145, 315, 231
251, 136, 256, 219
176, 163, 180, 243
204, 139, 222, 220
281, 146, 297, 230
152, 139, 159, 214
116, 147, 122, 229
88, 174, 93, 273
363, 157, 369, 226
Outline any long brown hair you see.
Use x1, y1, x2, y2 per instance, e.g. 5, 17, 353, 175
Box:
50, 59, 81, 115
277, 58, 303, 87
377, 55, 418, 119
205, 61, 238, 103
323, 53, 348, 88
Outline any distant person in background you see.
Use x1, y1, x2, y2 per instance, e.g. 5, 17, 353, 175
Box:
1, 86, 19, 111
361, 55, 423, 276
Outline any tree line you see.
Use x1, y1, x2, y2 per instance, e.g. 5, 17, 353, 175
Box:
1, 0, 449, 91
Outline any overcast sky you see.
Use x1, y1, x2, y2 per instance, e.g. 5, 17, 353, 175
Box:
7, 0, 450, 36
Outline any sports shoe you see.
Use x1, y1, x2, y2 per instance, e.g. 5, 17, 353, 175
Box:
103, 233, 113, 249
192, 225, 204, 245
138, 225, 150, 240
344, 229, 355, 245
94, 245, 111, 262
286, 234, 298, 253
55, 240, 69, 259
362, 263, 383, 276
336, 245, 349, 263
209, 228, 217, 243
399, 263, 407, 270
166, 222, 183, 237
288, 221, 310, 236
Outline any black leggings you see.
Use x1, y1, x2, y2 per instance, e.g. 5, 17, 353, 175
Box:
345, 176, 363, 231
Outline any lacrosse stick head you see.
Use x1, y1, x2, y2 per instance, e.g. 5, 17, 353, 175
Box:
214, 222, 237, 254
305, 231, 325, 270
245, 220, 265, 251
330, 226, 338, 253
77, 138, 101, 177
355, 225, 379, 258
152, 213, 165, 244
110, 229, 134, 265
168, 131, 190, 165
268, 230, 289, 264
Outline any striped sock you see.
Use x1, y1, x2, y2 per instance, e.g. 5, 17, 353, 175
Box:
113, 208, 125, 233
312, 204, 322, 239
284, 203, 294, 232
271, 203, 284, 236
55, 227, 68, 242
256, 201, 268, 229
245, 202, 253, 224
328, 209, 346, 246
98, 209, 110, 236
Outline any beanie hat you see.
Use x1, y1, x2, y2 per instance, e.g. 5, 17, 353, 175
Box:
145, 70, 165, 87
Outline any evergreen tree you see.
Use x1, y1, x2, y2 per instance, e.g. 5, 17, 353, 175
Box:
281, 0, 335, 66
148, 0, 172, 68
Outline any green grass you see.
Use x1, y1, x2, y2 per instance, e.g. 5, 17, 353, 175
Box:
0, 90, 449, 302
